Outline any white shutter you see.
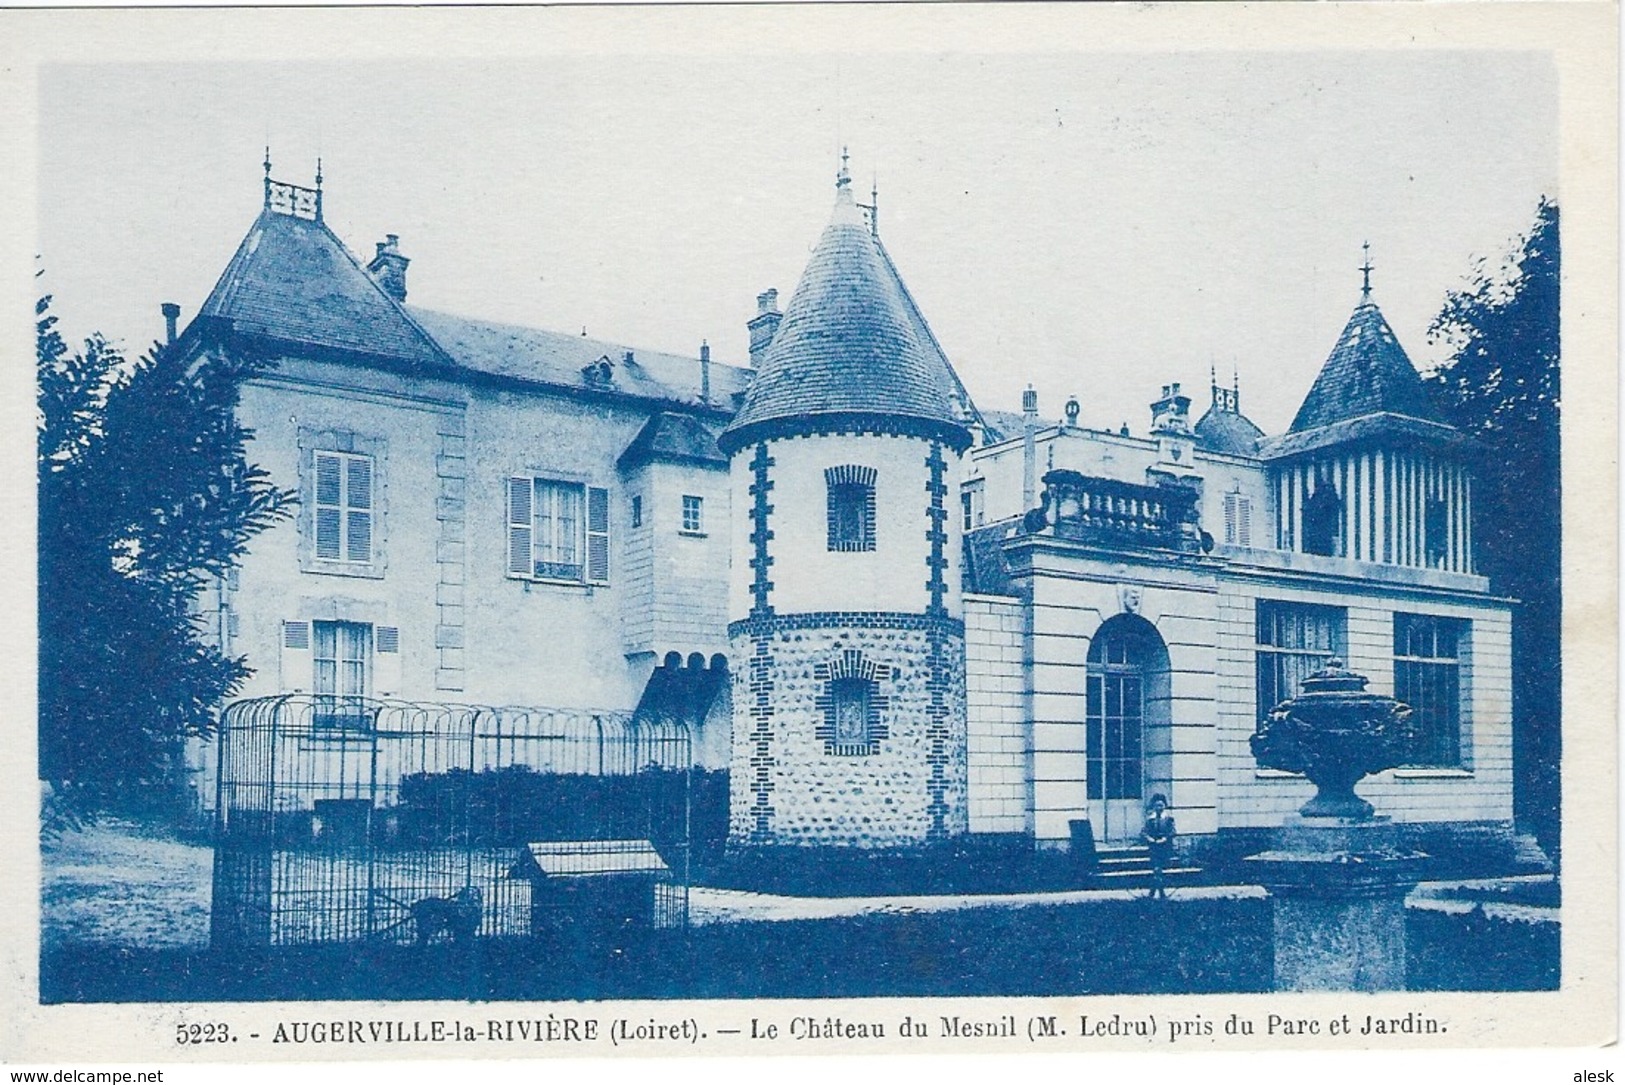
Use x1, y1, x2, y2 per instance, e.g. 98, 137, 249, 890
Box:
346, 457, 373, 563
374, 625, 401, 696
314, 454, 342, 560
507, 477, 533, 576
586, 486, 611, 583
1237, 495, 1252, 548
280, 620, 311, 692
1223, 493, 1238, 545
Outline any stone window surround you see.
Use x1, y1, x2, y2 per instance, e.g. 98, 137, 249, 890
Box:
297, 427, 389, 580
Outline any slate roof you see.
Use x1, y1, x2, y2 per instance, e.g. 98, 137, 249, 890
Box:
618, 411, 727, 470
197, 209, 451, 368
195, 205, 752, 412
1290, 299, 1440, 433
963, 524, 1020, 597
874, 237, 984, 432
1258, 411, 1470, 461
408, 308, 751, 410
722, 179, 968, 446
1193, 405, 1264, 456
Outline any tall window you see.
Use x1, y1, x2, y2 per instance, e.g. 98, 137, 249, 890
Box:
507, 478, 610, 583
314, 451, 373, 564
1223, 492, 1253, 547
1256, 601, 1346, 726
1424, 498, 1449, 567
681, 495, 704, 535
825, 465, 877, 552
313, 620, 370, 730
1395, 613, 1465, 767
1086, 628, 1146, 802
1302, 482, 1340, 556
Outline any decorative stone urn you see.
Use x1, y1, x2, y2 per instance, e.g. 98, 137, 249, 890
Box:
1245, 659, 1430, 992
1249, 658, 1417, 820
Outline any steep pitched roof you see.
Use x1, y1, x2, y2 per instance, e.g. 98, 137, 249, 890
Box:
1194, 404, 1264, 456
407, 308, 751, 410
721, 177, 968, 450
1290, 298, 1440, 433
618, 411, 727, 470
874, 236, 984, 433
197, 209, 450, 368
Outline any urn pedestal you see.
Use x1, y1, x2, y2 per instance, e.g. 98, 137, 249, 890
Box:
1247, 816, 1428, 991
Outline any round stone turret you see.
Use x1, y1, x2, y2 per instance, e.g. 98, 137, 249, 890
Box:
723, 159, 970, 849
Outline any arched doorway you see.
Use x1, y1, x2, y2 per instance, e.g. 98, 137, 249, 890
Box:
1085, 614, 1173, 843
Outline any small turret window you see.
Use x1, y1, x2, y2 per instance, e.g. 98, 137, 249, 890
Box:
825, 465, 877, 552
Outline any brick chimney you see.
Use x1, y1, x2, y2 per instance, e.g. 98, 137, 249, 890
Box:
700, 341, 712, 405
367, 234, 410, 303
747, 288, 781, 368
160, 302, 181, 344
1150, 381, 1192, 435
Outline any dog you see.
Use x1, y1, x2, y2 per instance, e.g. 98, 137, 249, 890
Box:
411, 885, 483, 947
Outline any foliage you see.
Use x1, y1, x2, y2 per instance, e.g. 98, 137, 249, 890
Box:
1425, 198, 1561, 852
37, 291, 293, 810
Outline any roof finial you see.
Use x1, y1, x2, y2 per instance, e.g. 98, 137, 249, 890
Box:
314, 157, 324, 223
837, 145, 851, 190
263, 146, 273, 208
870, 174, 879, 236
1359, 240, 1373, 300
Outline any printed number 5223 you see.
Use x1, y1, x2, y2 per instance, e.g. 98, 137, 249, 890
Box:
176, 1022, 233, 1045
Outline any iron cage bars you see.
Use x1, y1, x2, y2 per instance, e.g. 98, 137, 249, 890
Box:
210, 695, 692, 947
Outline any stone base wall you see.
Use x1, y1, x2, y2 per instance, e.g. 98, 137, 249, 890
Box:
728, 615, 968, 847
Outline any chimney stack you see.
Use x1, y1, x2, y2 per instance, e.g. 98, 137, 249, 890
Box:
160, 302, 180, 345
366, 234, 410, 303
747, 288, 782, 368
1150, 381, 1192, 434
700, 340, 712, 405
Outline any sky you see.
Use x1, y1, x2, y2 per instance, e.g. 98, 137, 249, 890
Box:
37, 50, 1555, 436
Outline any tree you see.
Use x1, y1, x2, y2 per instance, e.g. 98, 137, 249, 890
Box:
37, 290, 293, 813
1426, 198, 1560, 858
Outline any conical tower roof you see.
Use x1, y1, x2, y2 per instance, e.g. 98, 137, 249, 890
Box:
1289, 295, 1439, 434
719, 163, 970, 454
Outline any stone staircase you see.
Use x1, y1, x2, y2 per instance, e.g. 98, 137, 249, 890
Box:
1090, 845, 1203, 889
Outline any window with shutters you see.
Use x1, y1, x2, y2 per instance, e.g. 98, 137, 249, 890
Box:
298, 431, 386, 579
1223, 491, 1253, 548
1255, 600, 1346, 729
1395, 613, 1467, 768
507, 477, 610, 584
312, 620, 371, 730
313, 452, 374, 565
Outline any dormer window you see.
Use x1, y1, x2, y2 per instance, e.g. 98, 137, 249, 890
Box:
582, 356, 614, 387
826, 465, 877, 552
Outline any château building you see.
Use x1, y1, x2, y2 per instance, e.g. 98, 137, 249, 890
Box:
174, 154, 1516, 858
